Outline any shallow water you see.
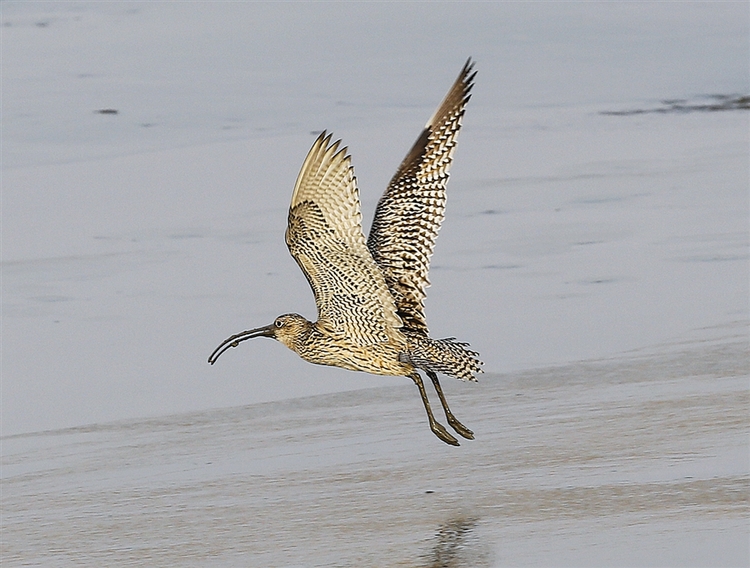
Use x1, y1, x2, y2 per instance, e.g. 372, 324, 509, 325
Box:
4, 325, 748, 567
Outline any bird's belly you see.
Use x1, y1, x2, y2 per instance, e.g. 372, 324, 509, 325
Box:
299, 341, 412, 377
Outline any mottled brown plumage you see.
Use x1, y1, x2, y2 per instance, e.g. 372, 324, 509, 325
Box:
369, 58, 477, 335
209, 59, 481, 445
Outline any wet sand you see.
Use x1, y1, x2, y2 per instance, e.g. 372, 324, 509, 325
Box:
4, 323, 748, 567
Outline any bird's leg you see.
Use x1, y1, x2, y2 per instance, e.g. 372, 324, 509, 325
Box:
427, 370, 474, 440
409, 372, 459, 446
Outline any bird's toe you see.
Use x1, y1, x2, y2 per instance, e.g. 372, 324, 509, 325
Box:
431, 421, 460, 446
447, 416, 474, 440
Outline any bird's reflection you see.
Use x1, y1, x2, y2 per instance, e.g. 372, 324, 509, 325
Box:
423, 516, 490, 568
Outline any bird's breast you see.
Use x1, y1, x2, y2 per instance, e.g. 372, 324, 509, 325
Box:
293, 332, 412, 377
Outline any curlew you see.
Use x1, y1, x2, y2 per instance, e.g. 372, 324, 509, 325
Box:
209, 59, 482, 445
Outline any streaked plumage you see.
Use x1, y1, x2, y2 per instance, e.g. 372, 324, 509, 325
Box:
209, 59, 481, 445
368, 60, 475, 334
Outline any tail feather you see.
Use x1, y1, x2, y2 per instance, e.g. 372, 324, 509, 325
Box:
401, 332, 483, 381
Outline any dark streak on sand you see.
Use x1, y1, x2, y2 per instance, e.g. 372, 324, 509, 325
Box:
602, 94, 750, 116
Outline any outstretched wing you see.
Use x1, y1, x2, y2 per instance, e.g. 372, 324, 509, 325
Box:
367, 59, 476, 334
287, 132, 403, 346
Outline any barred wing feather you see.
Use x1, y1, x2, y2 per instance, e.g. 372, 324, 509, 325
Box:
367, 59, 476, 334
287, 132, 404, 345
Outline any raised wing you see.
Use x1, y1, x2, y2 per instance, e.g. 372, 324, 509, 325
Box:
367, 59, 476, 334
287, 132, 403, 345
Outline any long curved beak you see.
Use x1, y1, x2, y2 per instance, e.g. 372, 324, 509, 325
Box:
208, 324, 275, 365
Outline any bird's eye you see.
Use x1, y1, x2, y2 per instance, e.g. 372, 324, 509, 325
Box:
275, 319, 283, 328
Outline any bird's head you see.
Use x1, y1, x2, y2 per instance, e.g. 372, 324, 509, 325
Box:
208, 313, 311, 364
268, 313, 312, 350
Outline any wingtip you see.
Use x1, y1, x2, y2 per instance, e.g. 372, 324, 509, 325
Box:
314, 130, 351, 168
316, 129, 333, 148
463, 57, 477, 78
422, 58, 477, 128
312, 129, 345, 156
461, 58, 477, 91
463, 59, 478, 94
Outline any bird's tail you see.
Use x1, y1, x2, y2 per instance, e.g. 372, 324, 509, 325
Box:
401, 332, 483, 381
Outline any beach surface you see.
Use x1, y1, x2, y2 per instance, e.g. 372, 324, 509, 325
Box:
3, 323, 748, 566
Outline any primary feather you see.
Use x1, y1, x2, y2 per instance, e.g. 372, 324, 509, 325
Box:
367, 59, 476, 333
287, 133, 404, 346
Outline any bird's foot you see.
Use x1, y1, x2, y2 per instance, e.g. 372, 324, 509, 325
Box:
430, 420, 460, 446
446, 414, 474, 440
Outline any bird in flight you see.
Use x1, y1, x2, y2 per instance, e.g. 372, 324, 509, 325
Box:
209, 59, 481, 445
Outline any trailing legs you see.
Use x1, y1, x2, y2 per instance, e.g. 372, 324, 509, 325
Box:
408, 372, 459, 446
426, 370, 474, 440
